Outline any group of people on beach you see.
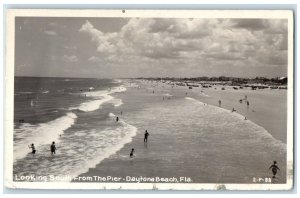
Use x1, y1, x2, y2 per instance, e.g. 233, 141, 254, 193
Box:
28, 141, 57, 156
129, 130, 149, 158
113, 111, 149, 158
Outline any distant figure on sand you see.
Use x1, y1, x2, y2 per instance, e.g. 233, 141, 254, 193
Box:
232, 108, 236, 112
28, 143, 36, 155
116, 117, 119, 122
269, 161, 280, 178
50, 141, 56, 155
130, 148, 135, 158
144, 130, 149, 143
244, 117, 247, 120
218, 100, 221, 107
247, 101, 250, 107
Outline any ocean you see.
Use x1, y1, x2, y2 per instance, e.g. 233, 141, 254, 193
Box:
13, 77, 135, 179
13, 77, 287, 183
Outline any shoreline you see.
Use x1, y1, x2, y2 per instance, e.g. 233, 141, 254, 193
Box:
148, 79, 287, 143
76, 79, 287, 183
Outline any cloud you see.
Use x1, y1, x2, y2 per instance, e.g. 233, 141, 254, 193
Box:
79, 18, 288, 77
44, 30, 57, 36
88, 56, 102, 62
62, 55, 78, 62
231, 19, 269, 31
64, 46, 77, 50
79, 20, 118, 54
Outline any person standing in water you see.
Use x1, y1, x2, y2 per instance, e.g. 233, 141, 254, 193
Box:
50, 141, 56, 155
144, 130, 149, 143
116, 116, 119, 122
130, 148, 135, 158
218, 100, 221, 107
28, 143, 36, 155
269, 161, 280, 178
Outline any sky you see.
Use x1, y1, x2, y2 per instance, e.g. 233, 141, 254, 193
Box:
15, 17, 288, 78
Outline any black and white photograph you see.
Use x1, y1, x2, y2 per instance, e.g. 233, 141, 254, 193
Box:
4, 9, 294, 190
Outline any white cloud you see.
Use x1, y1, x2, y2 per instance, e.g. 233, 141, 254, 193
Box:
79, 21, 118, 54
62, 55, 78, 63
88, 56, 102, 62
79, 18, 288, 77
64, 46, 77, 50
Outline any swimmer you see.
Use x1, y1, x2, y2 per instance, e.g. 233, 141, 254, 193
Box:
269, 161, 280, 178
28, 143, 36, 155
50, 141, 56, 155
130, 148, 135, 158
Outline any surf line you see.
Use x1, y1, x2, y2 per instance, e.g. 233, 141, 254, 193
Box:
71, 85, 127, 112
185, 97, 286, 148
68, 113, 138, 181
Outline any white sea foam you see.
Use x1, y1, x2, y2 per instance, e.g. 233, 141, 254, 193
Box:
70, 86, 126, 112
201, 92, 210, 97
110, 98, 124, 107
14, 112, 138, 182
13, 112, 77, 162
163, 93, 173, 97
19, 92, 33, 94
68, 113, 137, 180
42, 90, 49, 94
185, 97, 204, 105
108, 112, 115, 117
75, 95, 114, 112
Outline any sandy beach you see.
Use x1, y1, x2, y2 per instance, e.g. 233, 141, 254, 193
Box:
78, 79, 287, 184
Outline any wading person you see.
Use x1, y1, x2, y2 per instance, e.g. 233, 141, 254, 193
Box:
144, 130, 149, 143
50, 141, 56, 155
28, 143, 36, 155
269, 161, 280, 178
130, 148, 135, 158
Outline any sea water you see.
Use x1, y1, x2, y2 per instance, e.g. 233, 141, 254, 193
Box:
13, 78, 287, 183
13, 77, 136, 180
